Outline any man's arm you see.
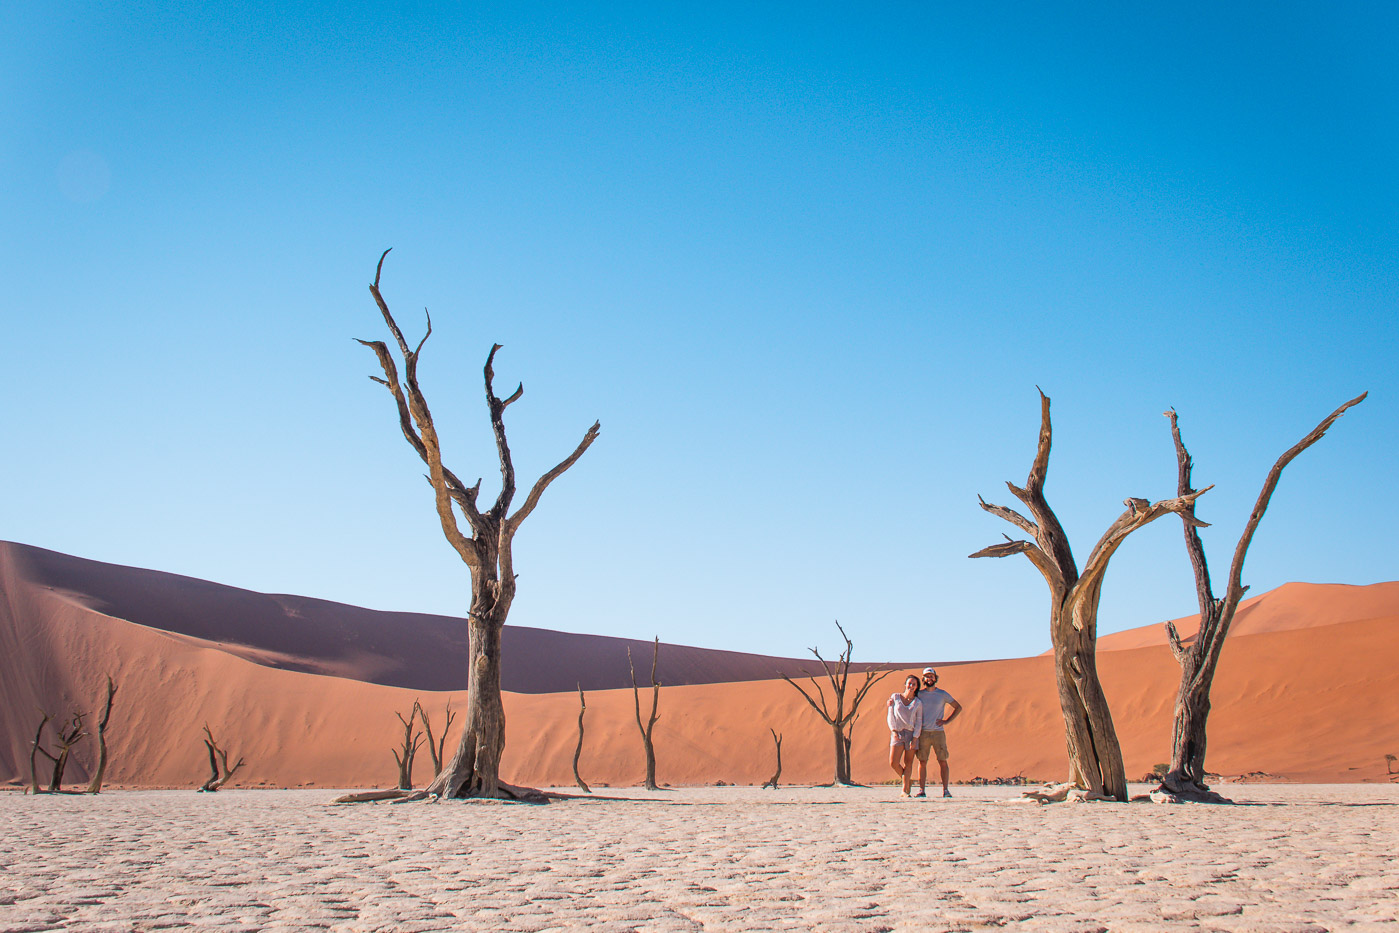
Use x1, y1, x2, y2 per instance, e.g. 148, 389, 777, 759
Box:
937, 697, 963, 727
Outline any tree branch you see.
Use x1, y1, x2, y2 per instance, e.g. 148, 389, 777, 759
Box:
978, 495, 1039, 537
506, 420, 603, 535
1224, 392, 1366, 606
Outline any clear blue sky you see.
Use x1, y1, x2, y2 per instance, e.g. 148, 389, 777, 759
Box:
4, 2, 1395, 664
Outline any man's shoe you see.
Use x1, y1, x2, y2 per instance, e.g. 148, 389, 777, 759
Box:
914, 790, 926, 798
942, 789, 952, 798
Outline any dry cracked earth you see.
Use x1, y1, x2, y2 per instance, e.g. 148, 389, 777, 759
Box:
2, 784, 1397, 932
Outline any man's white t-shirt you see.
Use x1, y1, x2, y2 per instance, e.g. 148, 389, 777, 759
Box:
919, 687, 955, 731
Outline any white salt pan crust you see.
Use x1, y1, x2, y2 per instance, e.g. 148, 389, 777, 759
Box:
2, 784, 1396, 931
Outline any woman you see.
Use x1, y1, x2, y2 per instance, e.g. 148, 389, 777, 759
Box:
886, 674, 923, 797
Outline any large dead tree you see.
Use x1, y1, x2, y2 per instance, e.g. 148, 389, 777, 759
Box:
198, 724, 244, 792
86, 675, 118, 794
628, 638, 661, 791
971, 391, 1209, 801
360, 250, 600, 801
573, 684, 591, 794
392, 704, 424, 790
1158, 393, 1365, 802
779, 621, 891, 786
416, 699, 456, 778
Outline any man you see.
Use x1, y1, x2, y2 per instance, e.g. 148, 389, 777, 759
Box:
914, 667, 961, 798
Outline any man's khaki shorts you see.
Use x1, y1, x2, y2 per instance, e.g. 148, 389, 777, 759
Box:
916, 729, 949, 762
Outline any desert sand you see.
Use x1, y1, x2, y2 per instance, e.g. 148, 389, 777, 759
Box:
4, 541, 1398, 791
3, 784, 1397, 932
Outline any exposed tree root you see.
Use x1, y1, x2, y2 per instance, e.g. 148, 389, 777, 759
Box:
1151, 779, 1234, 804
1021, 781, 1116, 804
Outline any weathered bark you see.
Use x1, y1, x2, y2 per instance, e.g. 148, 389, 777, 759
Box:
573, 684, 591, 794
87, 676, 118, 794
392, 704, 424, 790
628, 638, 661, 791
972, 391, 1210, 802
779, 621, 891, 786
360, 250, 599, 802
1157, 394, 1365, 802
762, 729, 783, 790
417, 699, 456, 778
198, 724, 245, 792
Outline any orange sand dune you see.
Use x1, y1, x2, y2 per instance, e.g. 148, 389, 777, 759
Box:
4, 543, 1396, 789
4, 541, 910, 693
1097, 580, 1399, 651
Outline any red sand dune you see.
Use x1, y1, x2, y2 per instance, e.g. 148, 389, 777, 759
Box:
3, 542, 1397, 790
1096, 580, 1399, 651
8, 542, 910, 693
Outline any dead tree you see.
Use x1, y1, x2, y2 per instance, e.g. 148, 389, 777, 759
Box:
87, 675, 118, 794
573, 683, 591, 794
1158, 394, 1365, 802
762, 729, 783, 790
779, 621, 891, 786
628, 638, 661, 791
198, 724, 245, 792
28, 712, 51, 794
392, 704, 424, 790
971, 391, 1209, 801
32, 711, 87, 793
416, 699, 456, 778
360, 250, 600, 801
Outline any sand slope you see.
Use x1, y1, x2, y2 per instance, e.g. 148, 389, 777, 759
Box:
5, 541, 908, 693
3, 543, 1396, 789
1097, 580, 1399, 650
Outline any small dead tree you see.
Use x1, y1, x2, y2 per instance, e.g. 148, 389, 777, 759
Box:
28, 712, 51, 794
972, 391, 1209, 802
198, 724, 245, 792
1157, 394, 1365, 802
628, 637, 661, 791
32, 711, 87, 793
779, 621, 891, 786
762, 729, 783, 790
392, 704, 425, 790
87, 675, 118, 794
416, 699, 456, 778
573, 683, 591, 794
360, 250, 600, 801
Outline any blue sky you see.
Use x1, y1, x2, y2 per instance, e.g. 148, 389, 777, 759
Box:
3, 1, 1395, 664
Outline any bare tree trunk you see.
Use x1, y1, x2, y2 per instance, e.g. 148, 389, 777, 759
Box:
87, 675, 118, 794
831, 722, 849, 786
392, 704, 424, 790
417, 699, 455, 778
35, 713, 88, 794
779, 621, 891, 788
628, 638, 661, 791
198, 724, 245, 792
431, 613, 511, 798
573, 684, 591, 794
361, 251, 598, 803
28, 712, 50, 795
762, 729, 783, 789
1158, 394, 1364, 802
973, 391, 1208, 802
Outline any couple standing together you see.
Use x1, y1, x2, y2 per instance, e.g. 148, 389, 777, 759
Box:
887, 667, 962, 798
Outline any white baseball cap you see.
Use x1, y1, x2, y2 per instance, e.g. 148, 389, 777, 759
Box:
922, 667, 936, 676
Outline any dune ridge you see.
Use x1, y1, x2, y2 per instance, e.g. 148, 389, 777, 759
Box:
3, 541, 1396, 789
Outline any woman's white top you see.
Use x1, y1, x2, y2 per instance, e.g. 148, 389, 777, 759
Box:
886, 693, 923, 735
